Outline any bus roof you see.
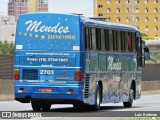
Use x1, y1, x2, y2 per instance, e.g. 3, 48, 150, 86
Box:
80, 16, 139, 33
19, 12, 140, 33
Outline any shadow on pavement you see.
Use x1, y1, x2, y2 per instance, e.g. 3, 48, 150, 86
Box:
14, 105, 145, 117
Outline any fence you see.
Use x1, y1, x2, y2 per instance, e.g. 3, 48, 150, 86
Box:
142, 64, 160, 91
142, 64, 160, 81
0, 55, 14, 79
0, 55, 14, 100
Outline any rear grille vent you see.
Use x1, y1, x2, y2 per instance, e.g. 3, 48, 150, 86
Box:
22, 69, 38, 80
84, 74, 90, 98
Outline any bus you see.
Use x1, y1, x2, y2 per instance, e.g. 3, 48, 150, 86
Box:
14, 13, 149, 111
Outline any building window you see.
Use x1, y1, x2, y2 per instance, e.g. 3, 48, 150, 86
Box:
126, 8, 129, 13
135, 0, 139, 3
136, 17, 139, 22
126, 0, 129, 3
155, 26, 158, 31
126, 17, 130, 22
107, 17, 111, 21
107, 8, 111, 13
117, 17, 121, 22
98, 5, 103, 8
145, 26, 149, 31
154, 8, 158, 12
145, 0, 148, 4
117, 8, 120, 13
135, 8, 139, 13
154, 0, 158, 4
155, 17, 158, 22
145, 8, 149, 13
107, 0, 111, 4
98, 13, 103, 17
145, 17, 149, 22
116, 0, 120, 4
136, 26, 139, 30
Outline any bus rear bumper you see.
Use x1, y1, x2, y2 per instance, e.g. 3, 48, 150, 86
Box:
14, 84, 83, 103
15, 93, 82, 103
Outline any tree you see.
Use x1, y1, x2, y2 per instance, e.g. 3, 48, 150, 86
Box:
9, 42, 14, 55
0, 41, 2, 54
2, 41, 9, 55
141, 32, 150, 40
141, 32, 148, 37
0, 40, 14, 55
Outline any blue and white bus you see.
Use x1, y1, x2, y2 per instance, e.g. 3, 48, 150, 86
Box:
14, 13, 149, 111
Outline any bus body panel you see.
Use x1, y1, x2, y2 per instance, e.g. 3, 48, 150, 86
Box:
84, 52, 141, 104
14, 13, 85, 103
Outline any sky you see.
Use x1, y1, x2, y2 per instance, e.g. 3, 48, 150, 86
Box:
0, 0, 93, 17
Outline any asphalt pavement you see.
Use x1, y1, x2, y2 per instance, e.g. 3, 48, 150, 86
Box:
0, 94, 160, 119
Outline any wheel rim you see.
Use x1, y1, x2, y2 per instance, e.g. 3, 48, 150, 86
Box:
96, 89, 100, 106
130, 89, 134, 100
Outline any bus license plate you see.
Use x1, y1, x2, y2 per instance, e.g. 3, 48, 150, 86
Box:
39, 88, 53, 92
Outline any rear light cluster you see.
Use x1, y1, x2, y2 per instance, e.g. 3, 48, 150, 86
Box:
14, 69, 20, 80
75, 70, 83, 81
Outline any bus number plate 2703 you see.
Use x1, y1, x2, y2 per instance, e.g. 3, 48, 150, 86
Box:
40, 70, 54, 75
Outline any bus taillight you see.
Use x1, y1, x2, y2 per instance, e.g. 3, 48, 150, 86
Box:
14, 69, 20, 80
75, 70, 83, 81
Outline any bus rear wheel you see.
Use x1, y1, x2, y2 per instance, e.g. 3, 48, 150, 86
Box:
73, 103, 81, 108
123, 87, 134, 108
42, 103, 51, 111
73, 102, 88, 110
31, 100, 42, 111
91, 85, 101, 111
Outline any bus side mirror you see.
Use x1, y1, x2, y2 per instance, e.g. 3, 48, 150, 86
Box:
144, 47, 150, 60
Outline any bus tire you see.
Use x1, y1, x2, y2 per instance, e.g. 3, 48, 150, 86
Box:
123, 86, 134, 108
73, 103, 81, 108
31, 100, 42, 111
92, 85, 101, 111
73, 102, 88, 110
42, 103, 51, 111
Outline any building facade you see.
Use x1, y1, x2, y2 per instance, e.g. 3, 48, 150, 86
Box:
94, 0, 160, 38
0, 16, 16, 42
8, 0, 48, 21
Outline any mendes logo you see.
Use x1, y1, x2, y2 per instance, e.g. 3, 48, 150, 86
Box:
25, 20, 70, 33
18, 20, 76, 40
107, 56, 121, 71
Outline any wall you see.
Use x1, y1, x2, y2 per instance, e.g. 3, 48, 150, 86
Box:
142, 64, 160, 91
142, 64, 160, 81
94, 0, 160, 38
0, 55, 14, 100
0, 16, 16, 43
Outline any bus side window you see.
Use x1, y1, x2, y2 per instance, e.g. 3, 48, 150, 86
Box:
105, 29, 109, 51
132, 32, 136, 52
125, 31, 128, 52
137, 37, 143, 67
128, 32, 132, 52
96, 28, 101, 50
85, 27, 92, 50
109, 30, 113, 51
85, 27, 89, 50
101, 29, 106, 50
113, 30, 117, 51
121, 31, 126, 52
91, 28, 97, 50
117, 30, 121, 52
